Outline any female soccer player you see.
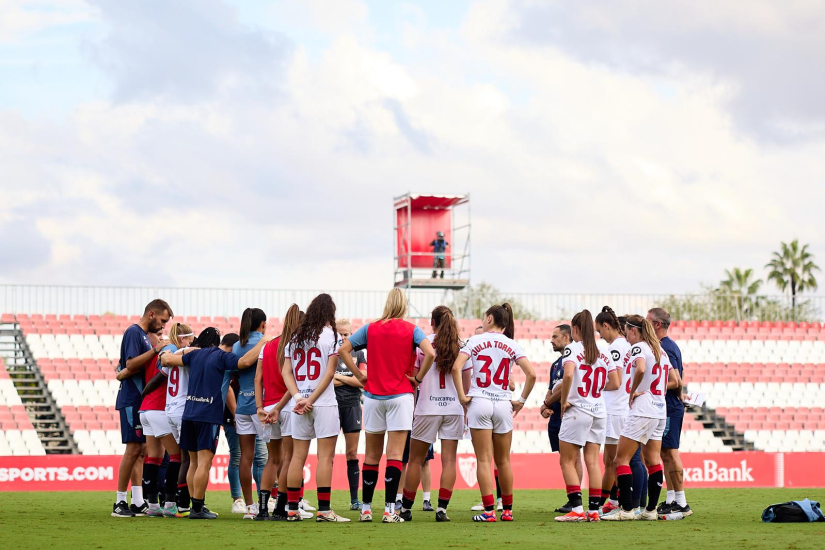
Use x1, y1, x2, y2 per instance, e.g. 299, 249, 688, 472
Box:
602, 315, 682, 521
453, 303, 536, 522
233, 308, 268, 519
398, 306, 467, 523
338, 288, 436, 523
594, 307, 631, 515
555, 310, 619, 523
161, 328, 270, 520
254, 304, 302, 520
280, 294, 349, 522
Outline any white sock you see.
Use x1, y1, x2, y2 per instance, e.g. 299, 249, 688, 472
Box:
164, 501, 175, 508
423, 492, 431, 501
572, 505, 584, 513
437, 507, 446, 513
148, 502, 160, 511
675, 491, 686, 507
666, 490, 675, 504
385, 503, 394, 514
131, 486, 144, 506
396, 493, 402, 502
362, 503, 371, 513
608, 498, 618, 506
116, 491, 128, 504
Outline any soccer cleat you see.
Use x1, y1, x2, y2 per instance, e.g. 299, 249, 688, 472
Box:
177, 507, 190, 517
471, 502, 485, 511
146, 507, 164, 518
657, 501, 672, 514
382, 512, 405, 523
232, 499, 246, 514
254, 509, 270, 521
162, 504, 181, 518
316, 511, 351, 523
112, 501, 135, 518
269, 513, 288, 521
501, 510, 513, 522
600, 508, 621, 521
286, 511, 303, 522
472, 512, 497, 522
422, 500, 434, 512
554, 501, 574, 514
299, 499, 316, 512
555, 510, 586, 522
359, 511, 373, 522
671, 503, 693, 517
130, 503, 148, 516
398, 509, 413, 522
435, 510, 450, 522
659, 511, 685, 521
350, 499, 362, 510
496, 498, 503, 512
639, 509, 659, 521
243, 504, 259, 519
586, 510, 600, 522
601, 501, 619, 515
299, 508, 313, 519
189, 507, 218, 520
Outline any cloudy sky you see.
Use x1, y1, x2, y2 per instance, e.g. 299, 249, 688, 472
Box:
1, 0, 823, 295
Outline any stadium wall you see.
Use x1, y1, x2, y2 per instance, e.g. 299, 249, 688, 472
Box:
1, 452, 823, 491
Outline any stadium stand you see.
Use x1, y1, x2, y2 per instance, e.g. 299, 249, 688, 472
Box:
1, 313, 824, 455
0, 357, 46, 456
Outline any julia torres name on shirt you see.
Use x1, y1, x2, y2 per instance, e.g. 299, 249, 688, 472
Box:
468, 339, 517, 359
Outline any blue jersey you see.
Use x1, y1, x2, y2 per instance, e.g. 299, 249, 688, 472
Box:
231, 331, 262, 415
548, 357, 563, 426
661, 336, 684, 417
182, 347, 241, 424
116, 324, 151, 410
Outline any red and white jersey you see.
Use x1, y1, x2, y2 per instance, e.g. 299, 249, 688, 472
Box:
604, 337, 632, 417
627, 341, 669, 419
286, 325, 340, 407
561, 341, 609, 418
460, 331, 526, 401
161, 347, 193, 417
414, 334, 464, 416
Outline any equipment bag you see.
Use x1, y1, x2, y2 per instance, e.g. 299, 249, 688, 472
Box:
762, 499, 825, 523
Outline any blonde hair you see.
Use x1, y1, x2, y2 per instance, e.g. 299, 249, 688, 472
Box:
169, 322, 193, 349
336, 318, 351, 328
376, 288, 407, 323
626, 314, 662, 364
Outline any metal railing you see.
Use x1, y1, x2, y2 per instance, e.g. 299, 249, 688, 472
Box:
0, 284, 822, 322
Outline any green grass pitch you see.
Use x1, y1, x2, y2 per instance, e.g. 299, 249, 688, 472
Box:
0, 489, 822, 549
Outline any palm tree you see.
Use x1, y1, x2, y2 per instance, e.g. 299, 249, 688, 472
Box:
765, 240, 820, 318
719, 268, 762, 321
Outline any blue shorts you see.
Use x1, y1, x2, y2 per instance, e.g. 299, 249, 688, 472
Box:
548, 421, 561, 453
180, 420, 220, 453
119, 406, 146, 444
662, 414, 683, 450
425, 444, 434, 462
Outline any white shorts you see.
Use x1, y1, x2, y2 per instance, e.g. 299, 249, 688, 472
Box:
558, 410, 606, 447
363, 394, 414, 433
261, 404, 282, 442
139, 410, 172, 438
621, 415, 666, 445
280, 403, 293, 438
605, 414, 627, 445
291, 406, 340, 441
467, 398, 513, 434
235, 413, 263, 436
167, 410, 183, 443
411, 414, 464, 444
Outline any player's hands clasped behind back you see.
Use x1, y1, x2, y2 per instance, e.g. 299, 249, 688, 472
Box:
511, 400, 524, 417
293, 397, 312, 415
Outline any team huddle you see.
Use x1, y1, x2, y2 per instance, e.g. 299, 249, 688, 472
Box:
111, 290, 691, 523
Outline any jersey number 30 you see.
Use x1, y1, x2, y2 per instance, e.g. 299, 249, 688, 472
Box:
578, 365, 607, 398
294, 348, 322, 381
476, 355, 510, 390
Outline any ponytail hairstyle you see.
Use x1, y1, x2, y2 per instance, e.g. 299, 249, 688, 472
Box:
293, 293, 337, 349
376, 288, 408, 323
571, 309, 599, 365
431, 305, 463, 374
625, 314, 662, 364
485, 303, 515, 339
278, 304, 305, 365
618, 315, 628, 334
594, 306, 624, 337
193, 327, 221, 349
239, 308, 267, 347
168, 322, 194, 349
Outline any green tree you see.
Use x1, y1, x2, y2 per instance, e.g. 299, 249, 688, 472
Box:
718, 267, 762, 321
452, 282, 536, 320
765, 240, 820, 318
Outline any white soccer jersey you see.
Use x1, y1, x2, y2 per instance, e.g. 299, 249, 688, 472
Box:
561, 341, 609, 418
286, 326, 340, 407
604, 337, 632, 417
415, 334, 464, 416
460, 331, 526, 401
161, 347, 192, 417
627, 341, 669, 419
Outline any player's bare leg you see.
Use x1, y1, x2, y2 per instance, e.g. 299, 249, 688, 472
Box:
381, 430, 407, 522
582, 442, 602, 521
273, 436, 293, 519
238, 433, 257, 516
398, 438, 430, 520
315, 436, 349, 522
492, 431, 514, 520
556, 441, 586, 522
286, 438, 309, 520
255, 439, 281, 520
602, 443, 618, 512
470, 428, 496, 521
434, 439, 457, 521
189, 449, 216, 519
